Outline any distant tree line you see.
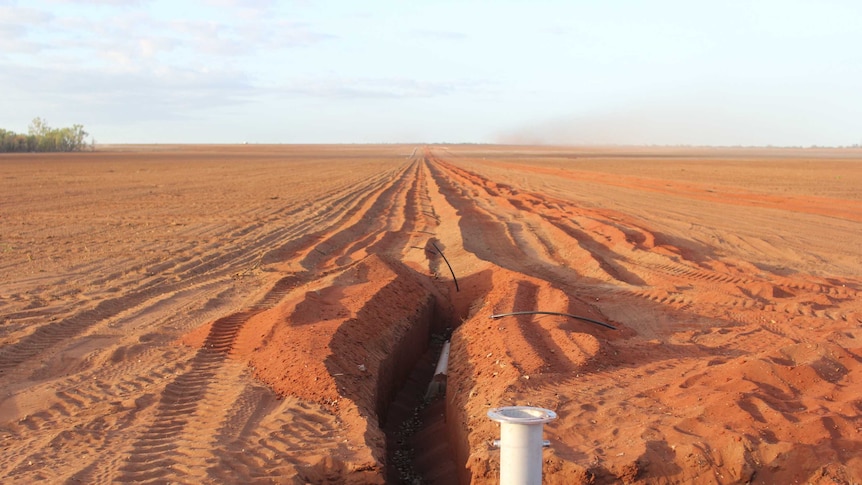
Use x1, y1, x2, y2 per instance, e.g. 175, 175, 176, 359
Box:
0, 117, 92, 153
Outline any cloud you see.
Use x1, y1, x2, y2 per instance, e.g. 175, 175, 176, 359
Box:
1, 56, 482, 127
0, 0, 480, 130
0, 5, 53, 23
0, 5, 52, 39
202, 0, 277, 8
0, 36, 46, 55
5, 3, 333, 70
0, 6, 55, 58
168, 18, 334, 56
412, 29, 468, 41
0, 63, 254, 122
137, 36, 180, 58
275, 77, 484, 99
236, 19, 336, 48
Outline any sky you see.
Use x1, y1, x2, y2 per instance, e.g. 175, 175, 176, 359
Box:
1, 0, 861, 145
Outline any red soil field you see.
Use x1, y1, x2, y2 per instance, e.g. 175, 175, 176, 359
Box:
1, 144, 860, 484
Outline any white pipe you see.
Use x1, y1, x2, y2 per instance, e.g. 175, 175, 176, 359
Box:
434, 341, 451, 376
493, 439, 550, 448
425, 340, 451, 400
488, 406, 557, 485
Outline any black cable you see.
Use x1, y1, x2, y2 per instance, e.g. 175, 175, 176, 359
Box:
431, 242, 459, 292
490, 311, 616, 330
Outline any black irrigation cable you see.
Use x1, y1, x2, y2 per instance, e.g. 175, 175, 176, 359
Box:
431, 242, 460, 292
490, 311, 617, 330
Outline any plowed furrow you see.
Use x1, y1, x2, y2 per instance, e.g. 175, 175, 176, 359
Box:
426, 160, 529, 266
506, 281, 583, 375
299, 162, 415, 269
258, 169, 401, 266
111, 162, 404, 481
547, 217, 644, 285
428, 156, 626, 296
0, 279, 229, 375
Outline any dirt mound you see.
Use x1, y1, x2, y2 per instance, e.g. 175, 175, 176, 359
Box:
181, 254, 441, 481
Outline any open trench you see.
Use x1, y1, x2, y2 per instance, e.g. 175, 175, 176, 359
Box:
374, 151, 534, 484
230, 149, 560, 483
373, 156, 466, 483
168, 152, 495, 483
381, 291, 462, 484
246, 153, 473, 483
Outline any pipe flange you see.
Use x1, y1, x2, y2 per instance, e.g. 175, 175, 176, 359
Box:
487, 406, 557, 424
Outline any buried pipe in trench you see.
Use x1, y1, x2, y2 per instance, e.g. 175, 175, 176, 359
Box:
386, 333, 457, 483
424, 340, 450, 400
434, 340, 451, 376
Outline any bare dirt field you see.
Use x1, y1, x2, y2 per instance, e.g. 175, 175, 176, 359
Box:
1, 144, 860, 484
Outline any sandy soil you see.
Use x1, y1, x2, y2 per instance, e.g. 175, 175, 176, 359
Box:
1, 145, 860, 484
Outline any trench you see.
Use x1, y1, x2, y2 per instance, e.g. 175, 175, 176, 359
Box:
381, 296, 460, 484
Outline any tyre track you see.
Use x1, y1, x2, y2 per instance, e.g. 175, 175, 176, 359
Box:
112, 157, 416, 482
115, 285, 297, 482
0, 153, 418, 483
0, 277, 232, 377
1, 149, 423, 484
0, 166, 401, 378
428, 151, 861, 338
427, 154, 638, 288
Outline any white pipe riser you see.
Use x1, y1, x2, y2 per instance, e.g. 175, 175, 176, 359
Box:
499, 422, 544, 485
487, 406, 557, 485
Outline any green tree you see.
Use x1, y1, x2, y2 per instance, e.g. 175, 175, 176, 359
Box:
0, 118, 91, 153
28, 117, 49, 138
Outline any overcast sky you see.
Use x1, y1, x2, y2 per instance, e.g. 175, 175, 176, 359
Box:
2, 0, 861, 145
